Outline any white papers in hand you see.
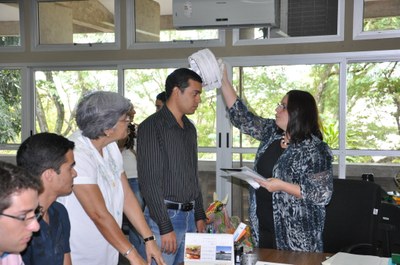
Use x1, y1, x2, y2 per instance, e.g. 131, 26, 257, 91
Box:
220, 166, 266, 189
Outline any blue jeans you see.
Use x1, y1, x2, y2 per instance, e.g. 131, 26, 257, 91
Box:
143, 205, 196, 265
127, 178, 146, 259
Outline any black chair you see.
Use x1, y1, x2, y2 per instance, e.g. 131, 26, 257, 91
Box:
377, 202, 400, 257
323, 178, 381, 255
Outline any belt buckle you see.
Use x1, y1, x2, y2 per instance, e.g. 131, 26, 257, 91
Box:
181, 202, 192, 211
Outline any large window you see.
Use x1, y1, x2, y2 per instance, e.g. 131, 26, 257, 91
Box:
1, 53, 399, 217
34, 69, 118, 135
0, 1, 21, 48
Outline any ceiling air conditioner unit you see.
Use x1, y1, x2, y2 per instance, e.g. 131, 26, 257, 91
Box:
173, 0, 279, 29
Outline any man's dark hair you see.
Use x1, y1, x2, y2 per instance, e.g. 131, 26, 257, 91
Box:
17, 132, 75, 177
0, 161, 42, 213
285, 90, 323, 144
156, 91, 167, 103
165, 68, 202, 99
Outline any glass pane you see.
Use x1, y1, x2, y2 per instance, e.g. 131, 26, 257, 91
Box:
346, 62, 400, 150
193, 88, 217, 148
232, 153, 256, 164
37, 0, 115, 45
0, 1, 20, 47
0, 150, 17, 155
0, 69, 21, 144
35, 70, 118, 136
198, 156, 216, 209
124, 68, 171, 123
232, 64, 340, 150
134, 0, 219, 43
124, 68, 217, 148
230, 153, 252, 224
238, 0, 338, 41
362, 0, 400, 32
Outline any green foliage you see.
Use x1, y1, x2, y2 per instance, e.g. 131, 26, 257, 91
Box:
322, 122, 339, 149
35, 70, 117, 136
364, 16, 400, 31
0, 69, 22, 143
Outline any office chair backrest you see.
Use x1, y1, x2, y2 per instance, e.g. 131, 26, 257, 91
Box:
323, 178, 381, 254
377, 202, 400, 256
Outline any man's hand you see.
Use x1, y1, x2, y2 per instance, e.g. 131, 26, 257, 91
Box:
145, 240, 166, 265
160, 231, 177, 254
196, 219, 206, 233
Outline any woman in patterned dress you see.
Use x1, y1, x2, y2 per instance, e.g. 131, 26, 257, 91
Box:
220, 66, 333, 252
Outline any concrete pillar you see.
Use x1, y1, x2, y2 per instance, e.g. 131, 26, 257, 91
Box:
135, 0, 160, 42
38, 3, 73, 44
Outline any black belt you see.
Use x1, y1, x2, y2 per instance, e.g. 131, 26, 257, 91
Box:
165, 201, 194, 211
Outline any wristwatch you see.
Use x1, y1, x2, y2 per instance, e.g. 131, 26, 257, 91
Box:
143, 235, 155, 243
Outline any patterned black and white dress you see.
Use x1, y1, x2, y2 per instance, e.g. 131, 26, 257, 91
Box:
228, 98, 333, 252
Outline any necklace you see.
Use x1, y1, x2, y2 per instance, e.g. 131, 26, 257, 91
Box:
281, 133, 290, 146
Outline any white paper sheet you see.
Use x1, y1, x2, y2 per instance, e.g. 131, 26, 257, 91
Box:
321, 252, 390, 265
221, 166, 267, 189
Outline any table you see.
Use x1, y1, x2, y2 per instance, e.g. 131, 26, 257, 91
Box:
254, 248, 332, 265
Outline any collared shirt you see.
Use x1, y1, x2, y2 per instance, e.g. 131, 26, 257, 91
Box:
58, 130, 124, 265
137, 105, 206, 235
21, 202, 70, 265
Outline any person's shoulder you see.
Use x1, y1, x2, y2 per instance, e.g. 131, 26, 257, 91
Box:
50, 201, 69, 218
139, 111, 165, 130
311, 137, 333, 156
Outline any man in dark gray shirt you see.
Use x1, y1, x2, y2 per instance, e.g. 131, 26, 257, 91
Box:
137, 68, 206, 265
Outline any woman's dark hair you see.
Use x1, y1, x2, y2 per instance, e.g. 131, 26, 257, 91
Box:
156, 91, 167, 103
285, 90, 323, 144
124, 123, 136, 150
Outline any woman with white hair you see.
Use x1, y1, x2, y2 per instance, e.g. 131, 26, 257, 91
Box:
59, 91, 164, 265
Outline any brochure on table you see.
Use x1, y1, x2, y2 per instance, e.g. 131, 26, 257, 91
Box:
184, 233, 234, 265
220, 166, 266, 189
321, 252, 391, 265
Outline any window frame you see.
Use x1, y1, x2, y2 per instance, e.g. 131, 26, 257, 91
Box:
31, 0, 121, 51
0, 0, 24, 52
353, 0, 400, 40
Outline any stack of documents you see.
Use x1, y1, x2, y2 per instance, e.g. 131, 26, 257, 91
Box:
220, 166, 266, 189
322, 252, 390, 265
